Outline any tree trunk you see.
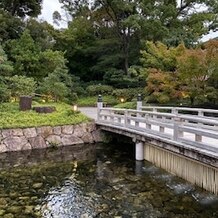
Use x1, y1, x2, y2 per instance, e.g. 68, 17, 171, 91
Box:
122, 28, 130, 75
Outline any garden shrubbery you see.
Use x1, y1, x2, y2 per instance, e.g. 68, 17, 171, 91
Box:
112, 88, 145, 101
86, 84, 113, 96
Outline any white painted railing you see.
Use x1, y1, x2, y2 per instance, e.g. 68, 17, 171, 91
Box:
140, 106, 218, 119
97, 107, 218, 152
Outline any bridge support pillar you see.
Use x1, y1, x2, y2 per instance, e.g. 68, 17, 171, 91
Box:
135, 141, 144, 161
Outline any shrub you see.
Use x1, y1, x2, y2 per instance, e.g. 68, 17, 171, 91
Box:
39, 67, 71, 102
86, 84, 113, 96
6, 75, 36, 99
0, 80, 10, 102
77, 95, 119, 107
112, 88, 144, 101
114, 101, 136, 109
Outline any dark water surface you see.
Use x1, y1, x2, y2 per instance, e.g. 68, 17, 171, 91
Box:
0, 143, 218, 218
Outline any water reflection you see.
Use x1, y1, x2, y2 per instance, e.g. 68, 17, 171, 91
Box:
0, 143, 217, 218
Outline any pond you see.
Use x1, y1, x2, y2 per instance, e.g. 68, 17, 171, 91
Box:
0, 143, 217, 218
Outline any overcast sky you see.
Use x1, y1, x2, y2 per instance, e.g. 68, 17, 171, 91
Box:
38, 0, 62, 27
39, 0, 218, 42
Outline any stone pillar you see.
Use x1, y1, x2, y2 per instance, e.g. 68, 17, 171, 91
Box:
97, 95, 103, 121
19, 96, 32, 111
135, 160, 143, 175
135, 141, 144, 161
137, 94, 142, 111
97, 94, 103, 109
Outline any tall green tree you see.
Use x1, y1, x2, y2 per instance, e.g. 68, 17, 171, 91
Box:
0, 44, 13, 75
26, 19, 55, 51
58, 0, 218, 82
6, 29, 41, 78
0, 0, 42, 17
0, 9, 24, 42
0, 45, 13, 102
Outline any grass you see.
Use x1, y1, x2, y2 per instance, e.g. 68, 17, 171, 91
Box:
0, 102, 90, 129
77, 95, 119, 107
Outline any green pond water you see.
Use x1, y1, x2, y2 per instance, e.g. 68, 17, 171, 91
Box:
0, 143, 218, 218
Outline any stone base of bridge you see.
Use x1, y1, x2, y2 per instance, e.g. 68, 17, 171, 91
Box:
144, 143, 218, 195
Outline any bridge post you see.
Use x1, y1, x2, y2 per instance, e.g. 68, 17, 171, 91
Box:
135, 160, 143, 175
173, 117, 183, 141
135, 141, 144, 161
97, 95, 103, 121
137, 94, 142, 111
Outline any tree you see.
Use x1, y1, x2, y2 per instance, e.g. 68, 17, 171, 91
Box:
0, 0, 42, 18
0, 44, 13, 75
6, 75, 36, 99
140, 41, 186, 72
146, 68, 182, 104
0, 9, 24, 42
39, 67, 71, 102
178, 50, 205, 105
0, 45, 13, 102
26, 19, 55, 51
140, 41, 187, 104
177, 40, 218, 105
54, 16, 99, 82
58, 0, 218, 83
6, 30, 41, 78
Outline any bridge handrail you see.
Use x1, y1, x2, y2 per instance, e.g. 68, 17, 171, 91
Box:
98, 108, 218, 126
140, 106, 218, 117
97, 107, 218, 149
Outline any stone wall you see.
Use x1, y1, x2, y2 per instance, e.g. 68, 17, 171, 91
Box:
0, 122, 103, 153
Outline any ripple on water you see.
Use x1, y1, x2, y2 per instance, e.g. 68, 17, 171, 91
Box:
0, 143, 218, 218
41, 180, 99, 218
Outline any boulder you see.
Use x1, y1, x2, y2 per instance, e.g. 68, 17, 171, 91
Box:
3, 136, 28, 151
61, 135, 83, 146
62, 125, 74, 135
28, 136, 47, 149
23, 128, 37, 138
33, 106, 56, 113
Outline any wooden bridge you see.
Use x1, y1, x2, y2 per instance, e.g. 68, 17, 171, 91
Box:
89, 96, 218, 194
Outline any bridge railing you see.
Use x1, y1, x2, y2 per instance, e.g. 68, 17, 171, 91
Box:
97, 108, 218, 151
140, 106, 218, 119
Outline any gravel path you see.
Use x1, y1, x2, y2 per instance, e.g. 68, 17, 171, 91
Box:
79, 107, 98, 120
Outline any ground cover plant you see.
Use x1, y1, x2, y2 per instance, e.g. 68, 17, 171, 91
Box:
0, 102, 89, 129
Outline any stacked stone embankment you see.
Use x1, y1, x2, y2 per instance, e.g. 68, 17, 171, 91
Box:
0, 122, 103, 153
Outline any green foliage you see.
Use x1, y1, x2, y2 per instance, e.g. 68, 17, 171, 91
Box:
26, 19, 55, 51
0, 44, 13, 75
86, 85, 113, 96
7, 30, 41, 78
54, 16, 97, 82
39, 67, 71, 102
77, 95, 119, 107
0, 9, 24, 42
39, 49, 68, 80
177, 42, 218, 105
0, 80, 10, 102
0, 102, 89, 129
140, 41, 185, 71
114, 101, 136, 109
112, 88, 144, 101
103, 69, 145, 88
6, 75, 36, 99
0, 0, 42, 18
